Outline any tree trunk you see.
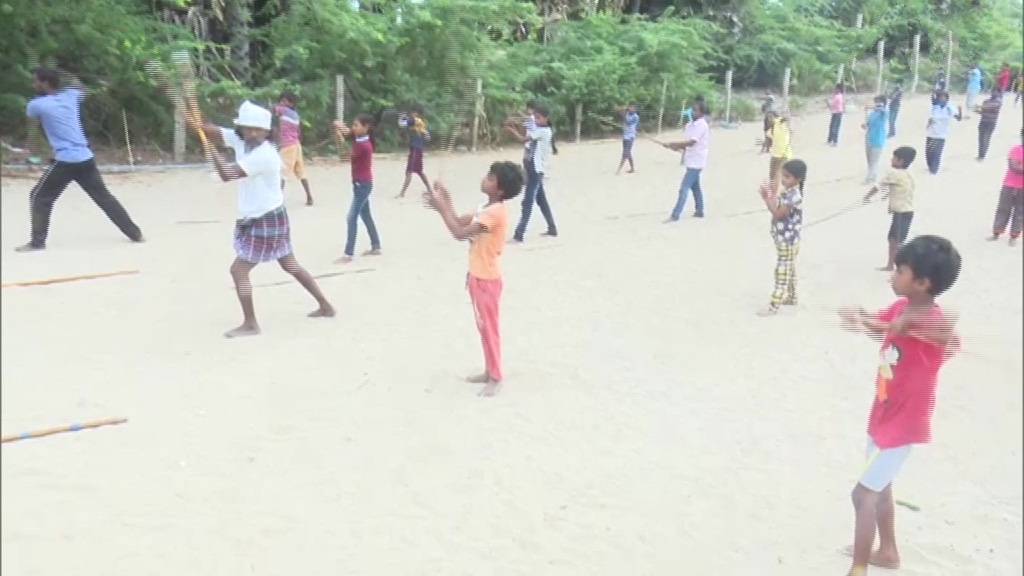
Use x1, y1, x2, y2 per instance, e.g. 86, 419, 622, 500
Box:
226, 0, 252, 83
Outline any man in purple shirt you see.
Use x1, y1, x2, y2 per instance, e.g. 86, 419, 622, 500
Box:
14, 67, 143, 252
664, 101, 711, 221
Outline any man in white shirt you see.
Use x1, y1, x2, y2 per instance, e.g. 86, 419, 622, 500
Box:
664, 101, 710, 221
925, 91, 962, 174
192, 101, 334, 338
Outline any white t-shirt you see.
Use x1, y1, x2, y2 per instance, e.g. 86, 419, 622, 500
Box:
682, 117, 710, 169
220, 128, 283, 218
529, 126, 553, 175
926, 104, 958, 139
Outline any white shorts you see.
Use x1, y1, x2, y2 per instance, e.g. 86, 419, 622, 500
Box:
859, 439, 912, 492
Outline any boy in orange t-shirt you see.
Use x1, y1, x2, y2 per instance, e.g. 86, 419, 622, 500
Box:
425, 161, 525, 396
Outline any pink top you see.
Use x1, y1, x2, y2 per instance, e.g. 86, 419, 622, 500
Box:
829, 92, 845, 114
867, 299, 957, 449
682, 117, 709, 169
1004, 144, 1024, 189
273, 105, 301, 148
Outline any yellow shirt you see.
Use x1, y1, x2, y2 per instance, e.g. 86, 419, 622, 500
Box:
768, 118, 792, 159
467, 203, 508, 280
881, 169, 915, 213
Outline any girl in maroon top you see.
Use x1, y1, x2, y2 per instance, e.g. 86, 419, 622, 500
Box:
333, 113, 382, 264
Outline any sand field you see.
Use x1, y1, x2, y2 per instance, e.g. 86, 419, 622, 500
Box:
1, 96, 1022, 575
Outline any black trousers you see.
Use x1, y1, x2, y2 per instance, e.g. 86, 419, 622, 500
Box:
887, 105, 900, 137
978, 121, 996, 160
28, 158, 142, 247
924, 137, 946, 174
827, 113, 842, 144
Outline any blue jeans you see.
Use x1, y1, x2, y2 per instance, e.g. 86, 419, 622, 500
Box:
344, 180, 380, 256
888, 105, 899, 137
513, 162, 557, 240
669, 168, 704, 220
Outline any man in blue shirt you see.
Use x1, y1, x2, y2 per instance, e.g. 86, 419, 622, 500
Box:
965, 63, 982, 117
14, 68, 143, 252
616, 103, 639, 174
862, 95, 889, 183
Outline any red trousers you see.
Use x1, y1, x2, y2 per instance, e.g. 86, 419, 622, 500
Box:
468, 275, 503, 381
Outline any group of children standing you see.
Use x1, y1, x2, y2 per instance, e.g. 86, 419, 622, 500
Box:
14, 65, 994, 576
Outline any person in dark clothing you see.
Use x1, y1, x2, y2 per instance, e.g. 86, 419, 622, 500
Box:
14, 67, 143, 252
976, 89, 1003, 161
887, 82, 903, 138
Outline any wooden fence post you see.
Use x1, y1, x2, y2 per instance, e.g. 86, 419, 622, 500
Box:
782, 67, 792, 115
470, 78, 483, 152
574, 103, 582, 144
335, 75, 345, 121
911, 34, 921, 93
657, 77, 668, 135
724, 69, 734, 124
876, 39, 886, 95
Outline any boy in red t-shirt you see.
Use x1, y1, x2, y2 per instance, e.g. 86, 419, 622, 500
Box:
838, 235, 962, 576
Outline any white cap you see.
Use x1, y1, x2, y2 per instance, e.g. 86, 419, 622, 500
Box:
233, 101, 272, 130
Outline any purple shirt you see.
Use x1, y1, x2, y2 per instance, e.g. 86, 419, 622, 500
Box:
274, 105, 301, 148
682, 117, 710, 169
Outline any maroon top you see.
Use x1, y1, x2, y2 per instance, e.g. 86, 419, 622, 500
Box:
351, 136, 373, 182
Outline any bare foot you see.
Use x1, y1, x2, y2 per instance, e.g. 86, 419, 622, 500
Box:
756, 307, 779, 317
224, 323, 261, 338
14, 243, 45, 252
478, 380, 502, 397
876, 265, 893, 272
334, 255, 353, 264
1011, 237, 1019, 247
781, 299, 798, 306
507, 238, 523, 244
465, 373, 490, 384
308, 306, 335, 318
627, 169, 635, 174
394, 193, 405, 199
662, 217, 677, 224
841, 545, 900, 569
306, 198, 314, 206
987, 234, 1000, 241
541, 231, 558, 238
362, 248, 382, 256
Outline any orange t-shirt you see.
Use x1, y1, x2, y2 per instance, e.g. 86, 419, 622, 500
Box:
467, 202, 508, 280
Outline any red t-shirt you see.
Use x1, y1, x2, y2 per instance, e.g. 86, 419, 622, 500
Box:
351, 136, 373, 182
998, 69, 1012, 91
867, 298, 957, 449
1004, 145, 1024, 189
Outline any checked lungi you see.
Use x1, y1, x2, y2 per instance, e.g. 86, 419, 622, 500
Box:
233, 206, 293, 263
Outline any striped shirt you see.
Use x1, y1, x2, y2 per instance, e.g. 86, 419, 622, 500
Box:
522, 113, 536, 157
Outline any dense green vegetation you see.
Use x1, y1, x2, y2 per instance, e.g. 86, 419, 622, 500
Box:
0, 0, 1020, 157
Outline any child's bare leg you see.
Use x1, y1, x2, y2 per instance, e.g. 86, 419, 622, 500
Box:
226, 258, 260, 338
277, 254, 335, 317
848, 484, 879, 575
396, 173, 413, 198
878, 240, 897, 271
417, 172, 432, 193
300, 179, 313, 205
873, 485, 901, 566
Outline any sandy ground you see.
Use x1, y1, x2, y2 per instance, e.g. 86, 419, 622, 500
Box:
1, 95, 1022, 576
